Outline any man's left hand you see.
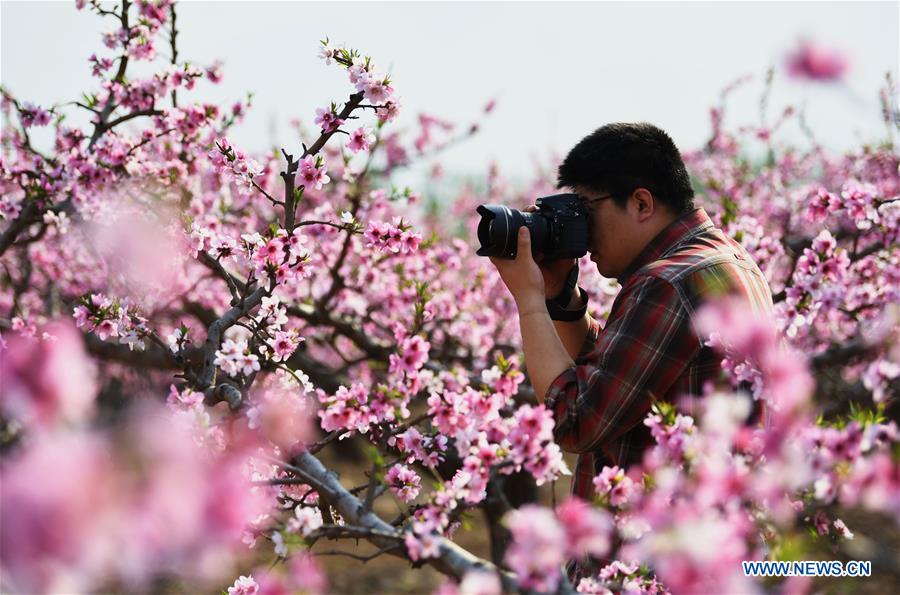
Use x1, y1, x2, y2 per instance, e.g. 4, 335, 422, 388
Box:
489, 227, 546, 315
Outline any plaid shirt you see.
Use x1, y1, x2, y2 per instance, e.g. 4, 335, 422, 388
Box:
544, 208, 774, 502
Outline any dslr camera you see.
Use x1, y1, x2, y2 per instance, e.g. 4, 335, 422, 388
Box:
475, 193, 589, 260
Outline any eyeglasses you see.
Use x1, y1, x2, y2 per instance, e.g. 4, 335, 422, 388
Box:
580, 193, 618, 209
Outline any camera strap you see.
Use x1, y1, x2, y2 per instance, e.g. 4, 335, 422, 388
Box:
546, 264, 588, 321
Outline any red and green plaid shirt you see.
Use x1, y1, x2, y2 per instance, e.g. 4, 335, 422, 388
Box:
544, 207, 774, 502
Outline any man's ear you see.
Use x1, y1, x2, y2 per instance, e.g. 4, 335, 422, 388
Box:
632, 188, 655, 222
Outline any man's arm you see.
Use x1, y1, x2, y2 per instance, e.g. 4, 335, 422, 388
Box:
551, 292, 594, 361
518, 307, 575, 405
543, 274, 700, 454
489, 228, 577, 400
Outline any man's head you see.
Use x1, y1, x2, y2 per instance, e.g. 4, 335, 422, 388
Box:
557, 122, 696, 279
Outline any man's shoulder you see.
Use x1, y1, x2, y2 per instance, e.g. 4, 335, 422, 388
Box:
634, 226, 752, 283
627, 226, 773, 314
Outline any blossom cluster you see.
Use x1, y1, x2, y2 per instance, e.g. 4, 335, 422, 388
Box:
363, 217, 423, 254
500, 301, 898, 594
1, 5, 897, 593
73, 293, 150, 351
210, 137, 263, 191
0, 322, 269, 594
385, 463, 422, 502
318, 38, 399, 121
504, 499, 613, 592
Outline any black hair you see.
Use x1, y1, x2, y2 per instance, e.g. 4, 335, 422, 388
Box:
557, 122, 695, 214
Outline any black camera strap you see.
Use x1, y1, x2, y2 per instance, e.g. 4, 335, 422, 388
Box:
546, 264, 588, 321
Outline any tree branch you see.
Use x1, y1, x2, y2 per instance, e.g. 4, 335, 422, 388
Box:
302, 92, 365, 160
198, 285, 268, 389
288, 451, 551, 591
169, 2, 179, 108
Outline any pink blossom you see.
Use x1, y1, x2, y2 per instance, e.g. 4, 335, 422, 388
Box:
385, 463, 422, 502
228, 575, 259, 595
806, 186, 839, 222
296, 155, 330, 190
593, 465, 637, 507
20, 102, 51, 127
268, 330, 301, 361
318, 42, 335, 65
376, 98, 401, 122
832, 518, 854, 540
786, 40, 849, 82
166, 384, 204, 411
556, 498, 613, 558
0, 403, 268, 592
250, 378, 315, 451
504, 504, 566, 592
0, 320, 97, 429
389, 335, 430, 375
458, 570, 502, 595
347, 126, 375, 153
0, 431, 114, 592
317, 383, 374, 435
363, 77, 394, 103
841, 179, 880, 230
214, 338, 260, 377
205, 61, 223, 83
287, 505, 323, 537
404, 523, 441, 561
0, 196, 22, 219
285, 553, 327, 595
314, 106, 343, 133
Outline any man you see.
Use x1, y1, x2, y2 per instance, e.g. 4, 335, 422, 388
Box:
490, 122, 774, 505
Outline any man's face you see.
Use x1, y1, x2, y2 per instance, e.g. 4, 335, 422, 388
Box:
576, 186, 640, 279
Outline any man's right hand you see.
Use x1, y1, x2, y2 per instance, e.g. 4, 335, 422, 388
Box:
524, 205, 577, 300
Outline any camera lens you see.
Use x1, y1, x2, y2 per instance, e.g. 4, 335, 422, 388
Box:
476, 193, 587, 260
477, 205, 518, 258
476, 205, 548, 259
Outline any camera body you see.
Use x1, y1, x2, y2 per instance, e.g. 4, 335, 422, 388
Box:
476, 193, 590, 260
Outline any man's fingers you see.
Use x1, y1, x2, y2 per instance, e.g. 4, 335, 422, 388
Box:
517, 227, 531, 259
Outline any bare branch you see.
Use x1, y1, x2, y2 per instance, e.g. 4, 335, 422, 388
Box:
286, 451, 556, 591
204, 382, 242, 410
0, 201, 40, 257
252, 179, 284, 208
169, 2, 179, 108
301, 92, 365, 160
294, 220, 357, 232
198, 286, 268, 389
313, 544, 401, 562
197, 251, 242, 305
102, 108, 164, 131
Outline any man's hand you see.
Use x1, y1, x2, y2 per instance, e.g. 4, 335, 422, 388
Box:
536, 256, 576, 300
522, 205, 576, 300
489, 227, 546, 315
490, 223, 578, 402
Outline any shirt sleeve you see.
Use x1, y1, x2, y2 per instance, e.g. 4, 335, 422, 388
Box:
543, 274, 701, 454
575, 317, 602, 363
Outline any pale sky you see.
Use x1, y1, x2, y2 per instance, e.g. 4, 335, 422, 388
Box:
2, 1, 898, 192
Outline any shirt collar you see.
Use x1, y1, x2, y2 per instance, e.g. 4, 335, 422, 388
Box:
617, 208, 714, 283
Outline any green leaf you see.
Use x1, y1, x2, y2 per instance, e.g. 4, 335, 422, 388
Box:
773, 533, 811, 562
721, 195, 738, 226
362, 442, 385, 467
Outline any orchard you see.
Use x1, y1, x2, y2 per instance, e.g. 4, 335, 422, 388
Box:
0, 2, 897, 594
